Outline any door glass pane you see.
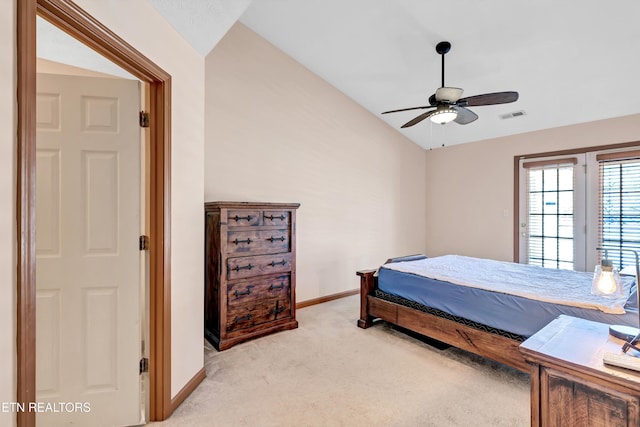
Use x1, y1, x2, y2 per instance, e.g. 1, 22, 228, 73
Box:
543, 215, 558, 237
558, 167, 573, 191
543, 237, 558, 260
528, 236, 543, 264
558, 238, 574, 265
529, 192, 543, 214
558, 215, 573, 238
529, 169, 542, 192
527, 164, 575, 269
529, 215, 542, 236
543, 192, 558, 214
558, 191, 573, 214
543, 168, 558, 191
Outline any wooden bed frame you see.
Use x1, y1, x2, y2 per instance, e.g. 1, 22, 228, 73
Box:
356, 266, 531, 373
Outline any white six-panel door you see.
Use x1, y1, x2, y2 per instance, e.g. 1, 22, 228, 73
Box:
36, 73, 142, 426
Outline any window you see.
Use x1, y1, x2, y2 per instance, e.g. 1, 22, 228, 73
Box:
518, 148, 640, 273
520, 158, 582, 270
596, 153, 640, 270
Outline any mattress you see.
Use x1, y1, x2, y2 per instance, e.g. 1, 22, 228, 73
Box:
378, 260, 639, 338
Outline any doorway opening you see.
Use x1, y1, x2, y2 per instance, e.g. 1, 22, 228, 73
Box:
17, 0, 172, 425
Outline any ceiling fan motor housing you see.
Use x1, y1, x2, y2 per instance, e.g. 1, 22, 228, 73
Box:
435, 87, 463, 103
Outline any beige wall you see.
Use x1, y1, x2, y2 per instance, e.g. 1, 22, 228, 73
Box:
1, 1, 17, 426
424, 114, 640, 261
1, 2, 205, 418
204, 23, 427, 302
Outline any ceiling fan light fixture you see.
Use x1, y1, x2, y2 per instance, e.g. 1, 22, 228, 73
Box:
430, 106, 458, 124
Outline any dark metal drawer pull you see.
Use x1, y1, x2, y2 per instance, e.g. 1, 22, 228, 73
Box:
233, 215, 252, 222
269, 260, 286, 267
270, 306, 286, 315
264, 214, 286, 221
267, 236, 286, 243
233, 263, 253, 272
269, 282, 285, 291
233, 314, 253, 324
233, 238, 252, 245
234, 285, 254, 297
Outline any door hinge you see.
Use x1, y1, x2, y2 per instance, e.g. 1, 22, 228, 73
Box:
139, 357, 149, 374
139, 111, 150, 128
139, 235, 150, 251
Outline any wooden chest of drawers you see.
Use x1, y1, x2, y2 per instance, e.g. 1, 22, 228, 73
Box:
204, 201, 300, 351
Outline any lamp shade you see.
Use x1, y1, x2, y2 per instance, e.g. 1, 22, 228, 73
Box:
592, 259, 623, 298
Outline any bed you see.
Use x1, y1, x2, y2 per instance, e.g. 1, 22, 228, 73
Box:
357, 254, 638, 372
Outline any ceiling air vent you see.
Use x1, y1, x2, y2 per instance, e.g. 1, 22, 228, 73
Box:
500, 110, 526, 120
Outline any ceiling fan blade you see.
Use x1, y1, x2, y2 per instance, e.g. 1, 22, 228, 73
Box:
401, 110, 436, 128
435, 87, 463, 103
382, 105, 432, 114
457, 91, 519, 107
453, 106, 478, 125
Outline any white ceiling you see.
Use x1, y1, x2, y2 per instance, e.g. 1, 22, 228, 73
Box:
147, 0, 252, 56
236, 0, 640, 149
40, 0, 640, 150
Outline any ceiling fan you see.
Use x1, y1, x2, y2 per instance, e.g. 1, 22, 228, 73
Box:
382, 41, 519, 128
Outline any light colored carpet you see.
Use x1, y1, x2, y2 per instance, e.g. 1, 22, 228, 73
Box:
152, 295, 530, 426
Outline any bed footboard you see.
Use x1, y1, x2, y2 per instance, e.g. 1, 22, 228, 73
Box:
355, 256, 530, 372
356, 269, 377, 328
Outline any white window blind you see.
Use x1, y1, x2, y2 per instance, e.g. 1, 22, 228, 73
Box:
598, 156, 640, 270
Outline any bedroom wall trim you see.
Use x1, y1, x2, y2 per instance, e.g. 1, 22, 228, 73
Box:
16, 2, 37, 425
296, 289, 359, 309
513, 140, 640, 263
17, 0, 173, 424
170, 367, 206, 414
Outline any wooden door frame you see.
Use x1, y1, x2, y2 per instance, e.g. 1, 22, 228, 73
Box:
17, 0, 172, 425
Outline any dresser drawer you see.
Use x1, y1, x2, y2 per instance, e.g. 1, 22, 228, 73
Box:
262, 210, 291, 226
227, 275, 290, 306
226, 297, 292, 334
226, 229, 290, 255
227, 253, 292, 280
226, 209, 261, 227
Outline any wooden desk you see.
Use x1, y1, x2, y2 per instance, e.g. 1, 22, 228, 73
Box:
520, 315, 640, 427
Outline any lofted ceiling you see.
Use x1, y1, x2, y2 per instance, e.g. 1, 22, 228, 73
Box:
40, 1, 640, 150
236, 1, 640, 149
147, 0, 252, 57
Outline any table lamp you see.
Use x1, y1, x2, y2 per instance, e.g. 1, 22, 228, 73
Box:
594, 247, 640, 355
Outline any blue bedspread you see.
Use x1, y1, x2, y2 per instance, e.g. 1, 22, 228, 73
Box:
378, 266, 638, 338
